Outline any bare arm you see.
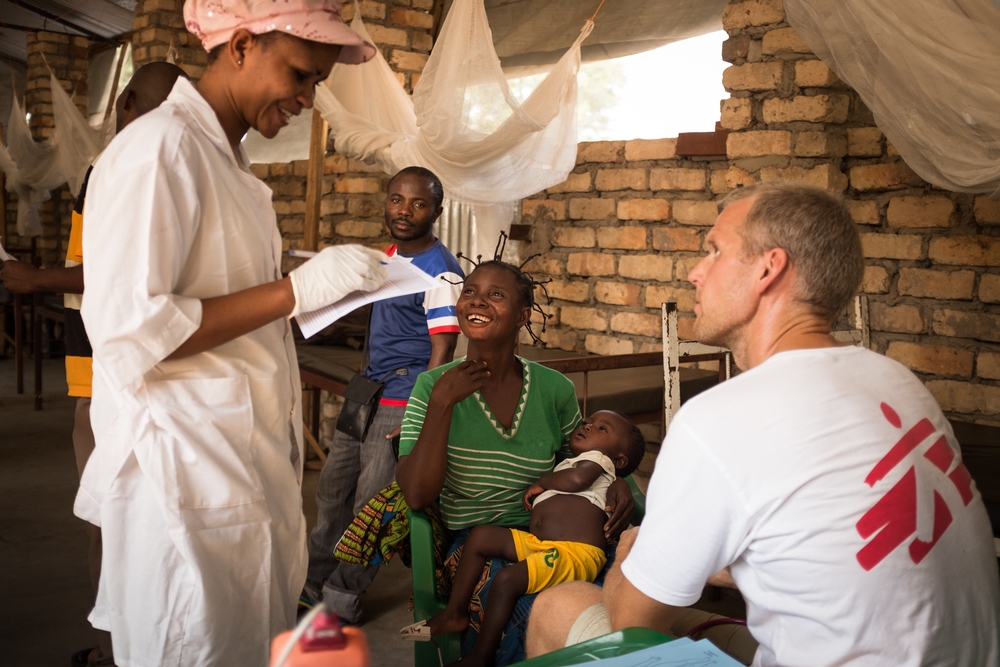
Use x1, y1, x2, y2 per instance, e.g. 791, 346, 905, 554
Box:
0, 262, 84, 295
395, 360, 489, 510
166, 277, 295, 360
523, 461, 604, 510
604, 527, 685, 634
428, 332, 458, 370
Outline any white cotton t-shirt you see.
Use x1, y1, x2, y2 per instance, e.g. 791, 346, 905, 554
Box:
535, 450, 617, 511
622, 346, 1000, 667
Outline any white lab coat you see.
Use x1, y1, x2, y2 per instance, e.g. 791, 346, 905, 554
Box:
76, 77, 306, 667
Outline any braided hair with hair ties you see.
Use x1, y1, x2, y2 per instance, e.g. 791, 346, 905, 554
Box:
453, 231, 553, 345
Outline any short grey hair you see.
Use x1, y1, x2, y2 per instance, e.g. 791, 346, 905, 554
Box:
720, 183, 864, 322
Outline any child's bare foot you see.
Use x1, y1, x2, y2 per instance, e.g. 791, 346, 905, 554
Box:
425, 607, 471, 636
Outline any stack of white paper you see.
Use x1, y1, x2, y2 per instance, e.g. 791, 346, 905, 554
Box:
295, 256, 445, 339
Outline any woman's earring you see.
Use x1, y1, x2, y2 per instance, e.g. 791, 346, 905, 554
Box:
237, 59, 244, 66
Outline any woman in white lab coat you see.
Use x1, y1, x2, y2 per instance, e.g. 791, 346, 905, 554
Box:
75, 1, 383, 665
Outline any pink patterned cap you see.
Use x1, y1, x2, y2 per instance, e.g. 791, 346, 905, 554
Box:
184, 0, 376, 64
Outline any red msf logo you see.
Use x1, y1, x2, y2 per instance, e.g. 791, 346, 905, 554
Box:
855, 402, 975, 571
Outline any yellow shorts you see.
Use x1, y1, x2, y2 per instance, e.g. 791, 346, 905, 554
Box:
510, 529, 607, 595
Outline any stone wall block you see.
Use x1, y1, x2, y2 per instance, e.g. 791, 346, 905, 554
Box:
932, 309, 1000, 342
585, 335, 634, 356
721, 0, 785, 30
561, 306, 608, 331
793, 131, 847, 157
624, 138, 677, 161
551, 227, 596, 248
617, 198, 670, 221
722, 34, 751, 63
794, 59, 839, 87
618, 255, 672, 281
547, 280, 590, 303
652, 227, 704, 252
761, 27, 812, 56
610, 312, 660, 338
522, 199, 567, 221
596, 168, 647, 191
980, 274, 1000, 303
524, 256, 565, 276
897, 268, 975, 300
709, 166, 757, 194
367, 25, 408, 47
335, 220, 383, 238
391, 7, 432, 28
334, 177, 381, 194
595, 282, 641, 306
886, 196, 955, 229
887, 342, 974, 378
596, 227, 647, 250
547, 172, 592, 193
727, 130, 792, 157
978, 352, 1000, 380
673, 200, 720, 226
646, 285, 696, 311
579, 141, 624, 163
569, 198, 616, 220
722, 62, 784, 92
870, 303, 925, 333
928, 236, 1000, 267
567, 252, 616, 276
847, 127, 884, 157
926, 380, 1000, 415
761, 95, 850, 123
847, 200, 880, 225
862, 266, 890, 293
760, 164, 848, 191
849, 161, 923, 191
974, 196, 1000, 225
861, 233, 925, 260
720, 98, 753, 130
650, 168, 707, 191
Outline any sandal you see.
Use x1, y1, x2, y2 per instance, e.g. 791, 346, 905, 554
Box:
70, 647, 116, 667
398, 620, 433, 641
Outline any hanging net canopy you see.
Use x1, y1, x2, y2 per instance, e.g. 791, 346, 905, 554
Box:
785, 0, 1000, 198
312, 0, 599, 258
1, 69, 114, 237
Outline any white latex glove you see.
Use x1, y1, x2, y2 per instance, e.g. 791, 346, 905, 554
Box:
288, 245, 387, 317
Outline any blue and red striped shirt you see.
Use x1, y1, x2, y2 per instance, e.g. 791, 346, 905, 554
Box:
367, 240, 464, 405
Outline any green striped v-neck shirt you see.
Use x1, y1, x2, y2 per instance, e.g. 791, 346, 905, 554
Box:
399, 357, 582, 530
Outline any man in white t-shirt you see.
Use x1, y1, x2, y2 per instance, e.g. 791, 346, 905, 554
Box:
525, 183, 1000, 666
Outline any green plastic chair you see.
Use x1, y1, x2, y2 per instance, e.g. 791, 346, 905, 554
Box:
511, 628, 673, 666
408, 476, 647, 667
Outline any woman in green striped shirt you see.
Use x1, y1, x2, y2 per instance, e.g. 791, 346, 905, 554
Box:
395, 260, 633, 535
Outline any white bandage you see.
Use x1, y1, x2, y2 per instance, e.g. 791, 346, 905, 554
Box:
288, 245, 387, 317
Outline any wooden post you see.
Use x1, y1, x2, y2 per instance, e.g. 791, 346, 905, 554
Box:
304, 108, 328, 252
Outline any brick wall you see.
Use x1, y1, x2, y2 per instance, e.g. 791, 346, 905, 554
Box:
132, 0, 207, 78
517, 0, 1000, 426
518, 139, 731, 356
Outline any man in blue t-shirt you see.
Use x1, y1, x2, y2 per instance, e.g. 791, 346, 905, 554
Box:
304, 166, 464, 622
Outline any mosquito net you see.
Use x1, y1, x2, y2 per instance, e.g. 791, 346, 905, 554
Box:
1, 71, 111, 237
315, 0, 592, 258
785, 0, 1000, 198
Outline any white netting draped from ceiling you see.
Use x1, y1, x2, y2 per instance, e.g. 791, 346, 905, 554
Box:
314, 0, 594, 260
785, 0, 1000, 199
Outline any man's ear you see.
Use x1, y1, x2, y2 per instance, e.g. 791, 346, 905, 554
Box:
120, 89, 136, 114
755, 247, 788, 295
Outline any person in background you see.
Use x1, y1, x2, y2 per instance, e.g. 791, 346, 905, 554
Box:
74, 1, 388, 665
0, 61, 188, 667
526, 183, 1000, 666
303, 165, 464, 623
